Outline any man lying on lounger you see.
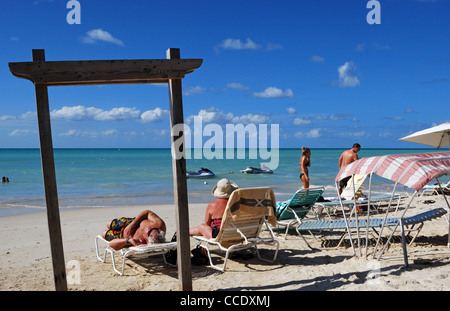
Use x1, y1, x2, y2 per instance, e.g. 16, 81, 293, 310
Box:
101, 210, 167, 250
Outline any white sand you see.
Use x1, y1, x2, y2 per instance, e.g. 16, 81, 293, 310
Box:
0, 195, 449, 291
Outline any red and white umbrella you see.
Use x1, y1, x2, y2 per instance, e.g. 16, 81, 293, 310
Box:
336, 151, 450, 254
336, 152, 450, 191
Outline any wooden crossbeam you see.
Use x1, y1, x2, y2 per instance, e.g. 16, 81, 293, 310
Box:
9, 58, 203, 86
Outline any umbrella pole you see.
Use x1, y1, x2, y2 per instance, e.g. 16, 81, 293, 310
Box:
336, 181, 355, 256
400, 218, 409, 267
365, 173, 373, 259
448, 131, 450, 151
351, 176, 361, 257
436, 177, 450, 247
377, 190, 417, 261
372, 181, 399, 258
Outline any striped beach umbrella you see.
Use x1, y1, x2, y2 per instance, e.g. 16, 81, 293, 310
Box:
336, 151, 450, 254
335, 152, 450, 191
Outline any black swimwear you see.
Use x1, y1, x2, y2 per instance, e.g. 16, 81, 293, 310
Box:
210, 219, 221, 238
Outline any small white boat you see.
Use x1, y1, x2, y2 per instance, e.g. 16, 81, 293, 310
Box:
240, 165, 273, 174
186, 167, 215, 179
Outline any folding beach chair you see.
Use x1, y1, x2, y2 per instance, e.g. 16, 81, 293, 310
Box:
95, 235, 177, 275
193, 187, 280, 272
275, 187, 325, 239
296, 208, 447, 249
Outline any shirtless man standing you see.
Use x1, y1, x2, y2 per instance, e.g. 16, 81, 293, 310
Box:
101, 210, 167, 250
338, 143, 361, 194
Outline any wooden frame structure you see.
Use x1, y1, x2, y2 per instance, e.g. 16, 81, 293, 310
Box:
9, 48, 202, 291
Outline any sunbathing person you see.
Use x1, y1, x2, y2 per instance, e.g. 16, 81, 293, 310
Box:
189, 178, 238, 239
101, 209, 166, 250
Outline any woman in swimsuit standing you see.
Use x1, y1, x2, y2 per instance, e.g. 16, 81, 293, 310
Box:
299, 147, 311, 189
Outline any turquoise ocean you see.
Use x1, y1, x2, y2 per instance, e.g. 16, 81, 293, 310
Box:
0, 148, 443, 217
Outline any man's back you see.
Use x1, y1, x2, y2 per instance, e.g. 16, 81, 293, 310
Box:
339, 149, 358, 168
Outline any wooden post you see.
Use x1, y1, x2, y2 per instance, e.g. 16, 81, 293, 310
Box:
32, 49, 67, 291
166, 48, 193, 291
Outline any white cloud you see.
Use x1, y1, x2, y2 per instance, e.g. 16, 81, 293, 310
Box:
95, 107, 140, 121
59, 129, 117, 138
233, 114, 269, 124
21, 111, 36, 120
186, 106, 269, 125
81, 29, 124, 46
183, 86, 206, 96
310, 55, 325, 62
335, 130, 366, 138
51, 106, 140, 121
50, 105, 170, 123
287, 107, 296, 115
293, 117, 312, 125
9, 129, 34, 136
141, 108, 169, 123
315, 114, 355, 121
252, 87, 294, 98
0, 115, 15, 121
294, 128, 322, 138
217, 38, 261, 50
216, 38, 282, 52
337, 61, 360, 88
226, 82, 249, 91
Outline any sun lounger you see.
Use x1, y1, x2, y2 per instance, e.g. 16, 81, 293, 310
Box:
95, 235, 177, 275
296, 207, 447, 249
420, 180, 450, 196
193, 187, 279, 271
275, 187, 324, 239
317, 192, 402, 217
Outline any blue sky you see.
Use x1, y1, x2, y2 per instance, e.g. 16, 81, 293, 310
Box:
0, 0, 448, 148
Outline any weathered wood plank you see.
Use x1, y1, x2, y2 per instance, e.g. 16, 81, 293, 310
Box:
9, 58, 203, 86
32, 50, 68, 291
167, 48, 193, 292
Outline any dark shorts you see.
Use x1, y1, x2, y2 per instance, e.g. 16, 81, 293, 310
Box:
104, 217, 135, 241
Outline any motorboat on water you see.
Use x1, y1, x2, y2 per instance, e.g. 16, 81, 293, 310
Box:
186, 167, 215, 179
240, 165, 273, 174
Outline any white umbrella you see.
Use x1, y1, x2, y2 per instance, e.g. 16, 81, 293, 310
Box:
399, 122, 450, 150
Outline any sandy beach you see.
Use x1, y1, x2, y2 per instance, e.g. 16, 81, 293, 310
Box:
0, 193, 449, 292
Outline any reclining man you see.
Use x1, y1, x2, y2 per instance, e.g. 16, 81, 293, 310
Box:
101, 210, 166, 250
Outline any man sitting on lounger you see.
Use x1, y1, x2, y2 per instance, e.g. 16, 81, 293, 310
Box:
101, 210, 166, 250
